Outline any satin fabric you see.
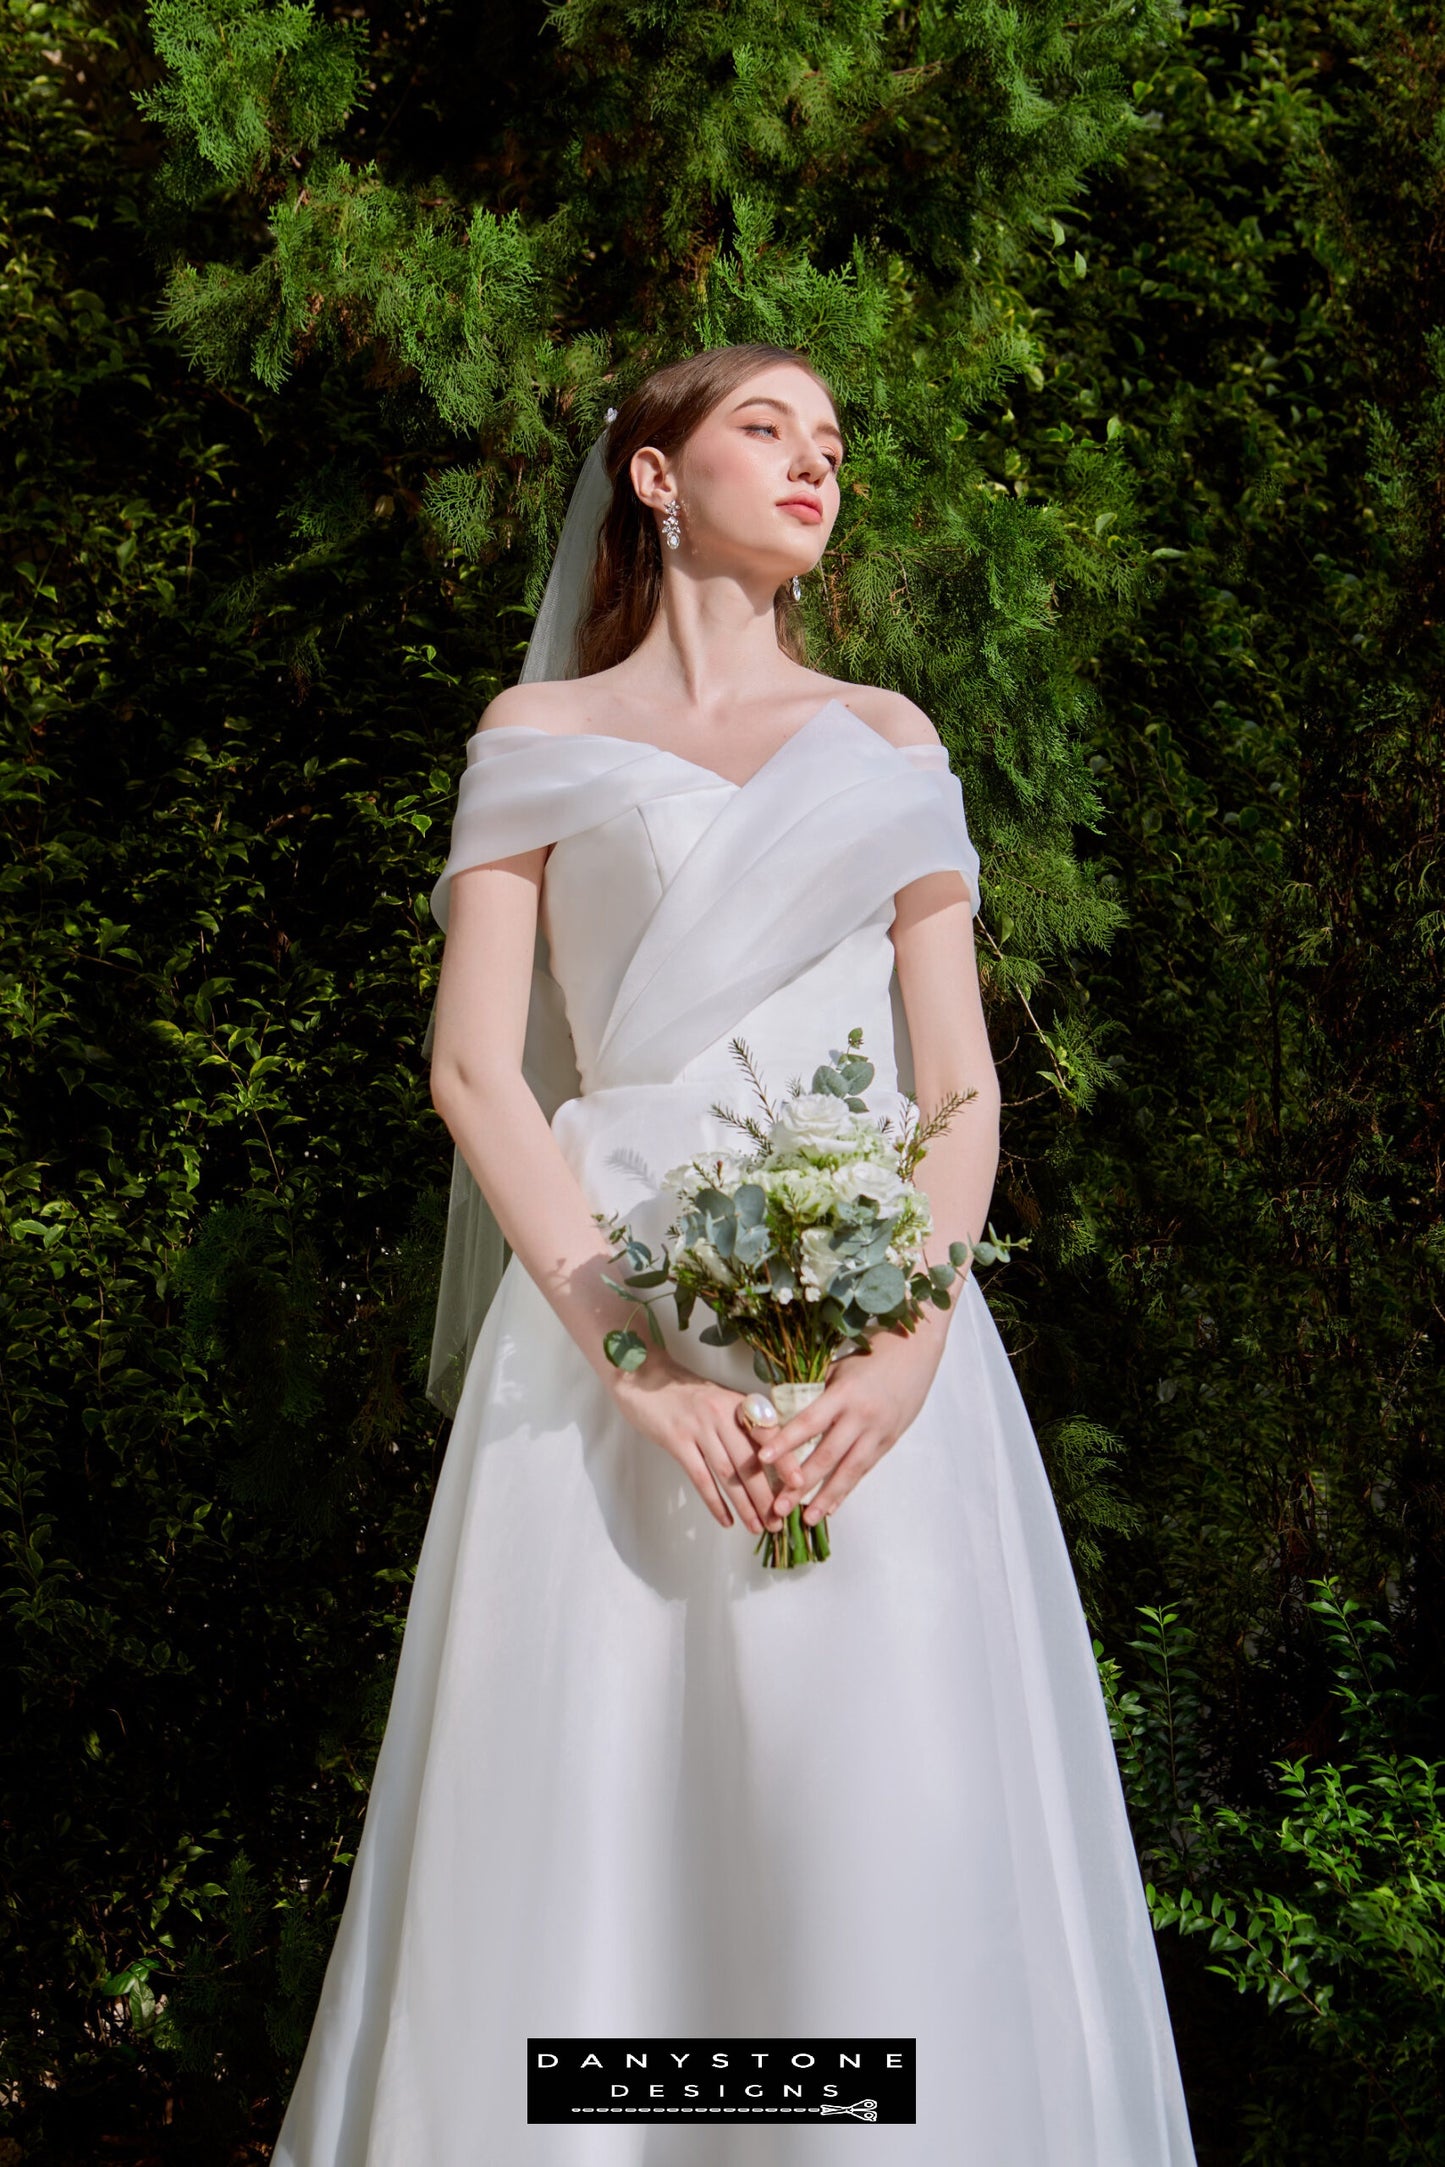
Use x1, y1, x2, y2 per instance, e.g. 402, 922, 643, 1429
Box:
272, 701, 1198, 2164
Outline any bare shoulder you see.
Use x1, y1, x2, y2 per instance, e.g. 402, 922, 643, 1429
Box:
474, 680, 594, 738
826, 682, 944, 751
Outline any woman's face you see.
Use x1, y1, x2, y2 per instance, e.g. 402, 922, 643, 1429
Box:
633, 361, 844, 588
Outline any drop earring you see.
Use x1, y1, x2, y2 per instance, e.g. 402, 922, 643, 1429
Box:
791, 574, 803, 601
661, 498, 681, 550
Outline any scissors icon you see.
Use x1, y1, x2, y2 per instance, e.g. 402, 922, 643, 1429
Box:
817, 2098, 879, 2121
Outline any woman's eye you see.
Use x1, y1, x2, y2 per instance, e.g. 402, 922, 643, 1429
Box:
746, 422, 841, 472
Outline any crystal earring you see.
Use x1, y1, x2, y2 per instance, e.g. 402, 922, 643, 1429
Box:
661, 498, 681, 550
791, 574, 803, 601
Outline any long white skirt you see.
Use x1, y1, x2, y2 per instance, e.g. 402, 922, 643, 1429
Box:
272, 1087, 1197, 2165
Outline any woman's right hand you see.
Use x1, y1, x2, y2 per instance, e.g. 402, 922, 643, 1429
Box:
606, 1353, 811, 1534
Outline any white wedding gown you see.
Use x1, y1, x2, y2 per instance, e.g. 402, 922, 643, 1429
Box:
272, 699, 1197, 2164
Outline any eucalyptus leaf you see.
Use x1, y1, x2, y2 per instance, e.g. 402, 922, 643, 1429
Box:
604, 1330, 649, 1370
853, 1261, 908, 1314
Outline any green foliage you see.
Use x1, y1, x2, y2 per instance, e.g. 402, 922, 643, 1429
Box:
3, 0, 1443, 2157
1101, 1586, 1445, 2161
138, 0, 367, 196
1, 4, 499, 2147
1036, 1417, 1146, 1604
138, 0, 1161, 1013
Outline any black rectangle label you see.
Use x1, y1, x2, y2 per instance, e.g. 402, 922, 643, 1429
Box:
529, 2036, 915, 2124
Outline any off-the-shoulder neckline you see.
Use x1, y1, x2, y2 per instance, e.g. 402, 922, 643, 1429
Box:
471, 695, 950, 794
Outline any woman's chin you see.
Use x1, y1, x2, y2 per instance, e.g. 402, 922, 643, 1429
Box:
690, 532, 820, 588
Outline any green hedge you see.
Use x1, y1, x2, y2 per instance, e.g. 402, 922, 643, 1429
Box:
3, 2, 1442, 2157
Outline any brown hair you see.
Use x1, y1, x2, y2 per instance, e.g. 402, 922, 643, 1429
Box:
573, 343, 838, 678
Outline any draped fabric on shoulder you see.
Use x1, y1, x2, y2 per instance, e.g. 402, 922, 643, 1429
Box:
423, 700, 983, 1415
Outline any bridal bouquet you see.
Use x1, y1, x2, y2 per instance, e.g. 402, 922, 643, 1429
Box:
596, 1027, 994, 1568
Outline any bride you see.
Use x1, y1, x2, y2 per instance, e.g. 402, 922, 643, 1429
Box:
271, 343, 1198, 2163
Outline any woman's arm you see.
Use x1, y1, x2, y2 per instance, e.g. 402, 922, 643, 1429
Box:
429, 844, 635, 1393
834, 683, 1003, 1334
427, 812, 811, 1533
887, 864, 1002, 1352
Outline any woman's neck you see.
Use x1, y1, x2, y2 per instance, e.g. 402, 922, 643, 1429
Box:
620, 569, 802, 715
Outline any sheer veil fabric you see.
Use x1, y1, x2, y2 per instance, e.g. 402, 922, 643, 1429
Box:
423, 422, 615, 1416
271, 421, 1200, 2163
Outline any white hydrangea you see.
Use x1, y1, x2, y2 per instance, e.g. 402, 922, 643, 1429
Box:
891, 1189, 932, 1239
882, 1192, 934, 1272
760, 1164, 837, 1218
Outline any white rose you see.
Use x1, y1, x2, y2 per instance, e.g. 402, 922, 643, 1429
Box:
768, 1093, 866, 1159
663, 1150, 749, 1199
832, 1160, 908, 1211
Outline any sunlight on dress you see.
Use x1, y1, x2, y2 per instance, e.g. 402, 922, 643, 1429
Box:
271, 703, 1198, 2165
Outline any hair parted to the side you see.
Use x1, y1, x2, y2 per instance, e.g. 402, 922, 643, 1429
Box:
573, 343, 837, 679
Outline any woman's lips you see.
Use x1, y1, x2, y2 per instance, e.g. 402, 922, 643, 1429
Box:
777, 499, 823, 524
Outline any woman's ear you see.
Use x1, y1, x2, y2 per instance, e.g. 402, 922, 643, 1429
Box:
628, 444, 673, 513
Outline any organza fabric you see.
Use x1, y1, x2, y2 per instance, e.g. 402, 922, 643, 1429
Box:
271, 704, 1198, 2164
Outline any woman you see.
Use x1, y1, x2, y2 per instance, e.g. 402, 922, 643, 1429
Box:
271, 344, 1198, 2163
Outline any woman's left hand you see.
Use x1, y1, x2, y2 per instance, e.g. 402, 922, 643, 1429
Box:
756, 1327, 947, 1525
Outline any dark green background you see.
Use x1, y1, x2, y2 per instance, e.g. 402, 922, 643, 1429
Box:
3, 1, 1442, 2158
